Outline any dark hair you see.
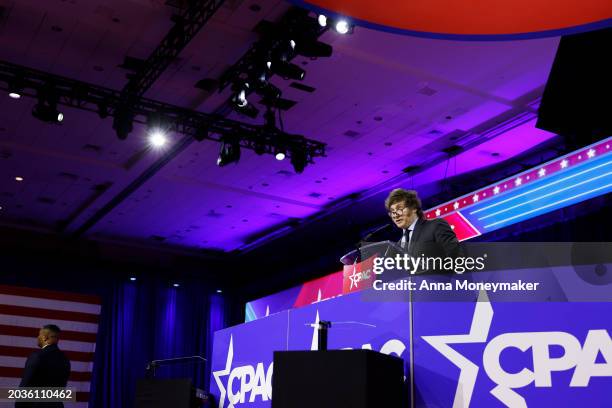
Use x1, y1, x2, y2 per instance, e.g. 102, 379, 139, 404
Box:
385, 189, 424, 218
43, 324, 61, 336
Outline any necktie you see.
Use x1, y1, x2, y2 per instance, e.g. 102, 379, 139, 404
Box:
402, 229, 410, 249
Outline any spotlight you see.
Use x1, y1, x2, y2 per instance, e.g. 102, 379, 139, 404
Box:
235, 89, 248, 107
275, 152, 286, 161
268, 60, 305, 80
173, 283, 180, 288
335, 19, 351, 34
231, 81, 250, 108
290, 147, 308, 173
289, 39, 296, 50
217, 137, 241, 166
32, 87, 63, 123
216, 289, 223, 294
318, 14, 327, 27
256, 83, 282, 102
130, 277, 137, 282
148, 129, 168, 148
15, 176, 24, 182
236, 103, 259, 119
32, 102, 63, 123
7, 78, 23, 99
113, 106, 133, 140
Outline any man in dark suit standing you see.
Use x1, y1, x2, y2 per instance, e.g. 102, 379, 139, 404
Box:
17, 324, 71, 408
385, 189, 462, 259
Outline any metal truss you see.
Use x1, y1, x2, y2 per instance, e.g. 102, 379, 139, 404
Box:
121, 0, 226, 99
0, 60, 326, 161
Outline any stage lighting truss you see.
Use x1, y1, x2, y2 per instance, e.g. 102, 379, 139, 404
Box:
218, 7, 338, 117
0, 60, 326, 170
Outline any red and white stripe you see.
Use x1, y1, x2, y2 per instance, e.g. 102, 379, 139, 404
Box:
0, 285, 100, 407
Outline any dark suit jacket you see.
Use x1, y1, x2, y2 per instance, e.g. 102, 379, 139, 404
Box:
402, 218, 463, 259
16, 344, 71, 408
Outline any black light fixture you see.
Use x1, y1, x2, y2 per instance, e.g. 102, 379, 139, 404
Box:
268, 60, 305, 80
230, 81, 259, 118
256, 82, 282, 102
290, 146, 308, 173
217, 136, 241, 166
112, 105, 133, 140
231, 81, 250, 108
32, 87, 63, 123
194, 122, 209, 141
8, 78, 23, 99
97, 101, 109, 119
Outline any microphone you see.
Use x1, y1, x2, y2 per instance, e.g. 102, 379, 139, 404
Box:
362, 223, 391, 242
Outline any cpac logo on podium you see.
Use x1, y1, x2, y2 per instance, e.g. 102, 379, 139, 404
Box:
212, 311, 407, 408
423, 292, 612, 407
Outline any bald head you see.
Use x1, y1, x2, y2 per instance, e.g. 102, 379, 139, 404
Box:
37, 324, 61, 348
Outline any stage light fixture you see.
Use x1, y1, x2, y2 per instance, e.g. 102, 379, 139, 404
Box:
130, 277, 137, 282
257, 83, 282, 101
8, 81, 22, 99
275, 151, 286, 161
148, 129, 168, 148
290, 146, 308, 173
268, 60, 305, 80
217, 137, 241, 166
235, 103, 259, 119
194, 123, 209, 141
318, 14, 327, 27
335, 19, 351, 34
97, 101, 109, 119
113, 106, 133, 140
31, 86, 63, 123
32, 97, 63, 123
235, 89, 248, 107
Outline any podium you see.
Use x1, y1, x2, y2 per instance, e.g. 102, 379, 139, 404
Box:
271, 349, 405, 408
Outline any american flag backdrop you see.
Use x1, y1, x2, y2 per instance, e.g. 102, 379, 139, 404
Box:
0, 284, 100, 407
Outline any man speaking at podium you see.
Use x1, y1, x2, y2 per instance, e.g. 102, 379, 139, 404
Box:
385, 189, 462, 258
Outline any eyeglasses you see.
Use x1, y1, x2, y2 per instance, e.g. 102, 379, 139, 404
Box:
388, 207, 409, 218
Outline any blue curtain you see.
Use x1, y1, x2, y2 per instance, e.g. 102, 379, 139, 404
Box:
90, 277, 226, 408
0, 254, 228, 408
